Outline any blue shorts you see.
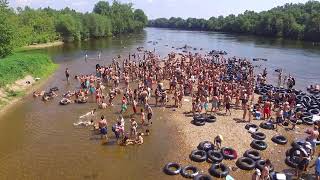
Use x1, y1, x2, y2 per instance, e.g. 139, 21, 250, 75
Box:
310, 139, 317, 149
100, 127, 107, 135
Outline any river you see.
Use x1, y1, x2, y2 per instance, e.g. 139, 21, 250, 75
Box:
0, 27, 319, 180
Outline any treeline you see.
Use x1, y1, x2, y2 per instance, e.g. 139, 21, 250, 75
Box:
0, 0, 148, 58
149, 1, 320, 42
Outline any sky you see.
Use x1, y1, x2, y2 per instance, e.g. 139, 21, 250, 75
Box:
9, 0, 312, 19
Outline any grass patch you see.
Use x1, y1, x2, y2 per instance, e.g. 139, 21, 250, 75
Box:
0, 52, 58, 88
6, 90, 25, 98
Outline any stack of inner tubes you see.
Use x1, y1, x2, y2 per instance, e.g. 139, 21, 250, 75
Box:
255, 83, 320, 126
285, 141, 310, 168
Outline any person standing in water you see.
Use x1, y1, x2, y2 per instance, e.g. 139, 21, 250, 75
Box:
98, 51, 101, 60
85, 52, 88, 61
65, 68, 70, 83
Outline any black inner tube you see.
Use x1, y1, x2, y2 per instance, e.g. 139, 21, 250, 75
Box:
163, 162, 181, 175
181, 165, 199, 178
190, 150, 207, 162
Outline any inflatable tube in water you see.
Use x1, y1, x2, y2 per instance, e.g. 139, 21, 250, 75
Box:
256, 159, 274, 172
193, 174, 212, 180
251, 140, 268, 151
251, 132, 266, 140
190, 150, 207, 162
236, 157, 256, 170
76, 100, 87, 104
209, 163, 229, 178
163, 162, 182, 175
50, 87, 59, 92
207, 150, 223, 163
205, 115, 216, 123
197, 141, 214, 152
244, 149, 261, 161
59, 100, 70, 105
271, 135, 288, 145
181, 165, 199, 178
221, 147, 237, 160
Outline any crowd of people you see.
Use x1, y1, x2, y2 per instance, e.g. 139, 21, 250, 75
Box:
43, 47, 320, 179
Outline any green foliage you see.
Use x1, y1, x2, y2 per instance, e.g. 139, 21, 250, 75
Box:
149, 1, 320, 41
0, 52, 58, 87
0, 1, 147, 58
134, 9, 148, 26
93, 1, 111, 16
0, 4, 15, 57
18, 8, 57, 44
56, 14, 81, 41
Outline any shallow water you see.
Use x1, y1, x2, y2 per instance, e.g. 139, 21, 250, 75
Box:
0, 28, 319, 180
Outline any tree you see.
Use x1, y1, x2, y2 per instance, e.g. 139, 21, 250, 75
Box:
134, 9, 148, 26
0, 0, 8, 9
93, 1, 110, 16
0, 4, 14, 57
56, 14, 81, 42
148, 1, 320, 41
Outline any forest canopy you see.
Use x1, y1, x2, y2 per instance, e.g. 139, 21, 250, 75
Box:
0, 0, 148, 58
148, 1, 320, 42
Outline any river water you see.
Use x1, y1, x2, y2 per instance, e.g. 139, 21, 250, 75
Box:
0, 28, 319, 180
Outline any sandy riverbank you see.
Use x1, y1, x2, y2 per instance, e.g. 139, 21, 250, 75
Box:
0, 71, 58, 116
21, 41, 64, 50
166, 96, 312, 179
154, 54, 316, 179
